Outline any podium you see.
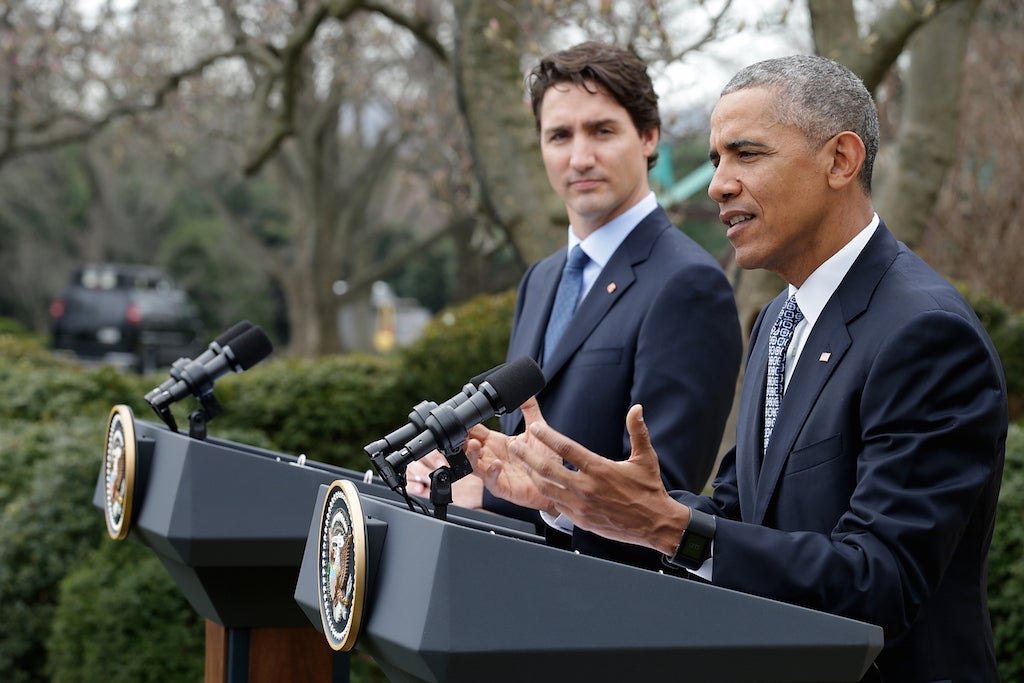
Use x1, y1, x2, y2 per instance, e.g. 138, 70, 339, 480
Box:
295, 484, 883, 683
95, 407, 883, 683
93, 408, 537, 682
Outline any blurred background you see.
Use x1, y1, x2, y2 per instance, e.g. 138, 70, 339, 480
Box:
1, 1, 1022, 682
2, 0, 1020, 359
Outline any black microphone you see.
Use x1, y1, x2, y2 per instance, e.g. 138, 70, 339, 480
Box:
380, 356, 544, 483
363, 362, 506, 459
145, 325, 273, 410
144, 320, 254, 403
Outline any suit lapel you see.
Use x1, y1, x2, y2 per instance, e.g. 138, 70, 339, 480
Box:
512, 258, 562, 364
541, 210, 666, 377
737, 298, 777, 520
753, 305, 851, 522
501, 257, 561, 435
750, 222, 900, 524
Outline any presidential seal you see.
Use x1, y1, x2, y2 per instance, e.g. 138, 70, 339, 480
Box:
103, 404, 137, 540
318, 479, 367, 651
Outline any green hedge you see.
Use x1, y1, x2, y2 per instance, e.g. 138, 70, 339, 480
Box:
991, 423, 1024, 682
962, 288, 1024, 418
0, 417, 111, 683
0, 292, 512, 683
48, 542, 205, 683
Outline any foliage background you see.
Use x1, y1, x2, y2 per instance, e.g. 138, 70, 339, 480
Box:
0, 293, 512, 683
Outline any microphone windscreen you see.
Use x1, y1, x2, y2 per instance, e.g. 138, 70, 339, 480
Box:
227, 326, 274, 370
214, 320, 253, 346
486, 356, 545, 409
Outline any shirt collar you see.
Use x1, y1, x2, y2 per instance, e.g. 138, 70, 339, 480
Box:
567, 191, 657, 269
790, 213, 880, 326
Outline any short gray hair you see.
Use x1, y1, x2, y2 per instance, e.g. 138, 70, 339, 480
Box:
722, 54, 879, 193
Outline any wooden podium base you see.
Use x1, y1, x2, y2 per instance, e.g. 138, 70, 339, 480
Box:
205, 621, 348, 683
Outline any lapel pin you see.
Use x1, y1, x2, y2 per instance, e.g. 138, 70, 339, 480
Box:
819, 352, 831, 362
606, 282, 617, 294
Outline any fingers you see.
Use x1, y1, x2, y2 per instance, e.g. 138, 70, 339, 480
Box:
519, 396, 544, 426
625, 404, 651, 457
510, 427, 573, 490
404, 459, 432, 497
525, 419, 600, 477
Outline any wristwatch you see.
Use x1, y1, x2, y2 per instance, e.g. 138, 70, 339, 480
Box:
664, 508, 716, 570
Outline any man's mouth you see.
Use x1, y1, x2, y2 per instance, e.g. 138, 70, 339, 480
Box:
721, 212, 755, 239
570, 178, 601, 190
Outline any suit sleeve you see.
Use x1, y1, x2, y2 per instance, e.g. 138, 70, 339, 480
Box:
704, 309, 1005, 636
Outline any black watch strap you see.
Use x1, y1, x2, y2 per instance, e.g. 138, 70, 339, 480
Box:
664, 508, 716, 571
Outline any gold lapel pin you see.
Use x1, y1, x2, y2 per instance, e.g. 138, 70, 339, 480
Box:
606, 282, 617, 294
819, 352, 831, 362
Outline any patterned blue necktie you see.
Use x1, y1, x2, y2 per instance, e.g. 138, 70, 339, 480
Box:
763, 294, 804, 453
543, 245, 589, 364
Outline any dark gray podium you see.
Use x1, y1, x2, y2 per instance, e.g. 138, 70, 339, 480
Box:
95, 410, 882, 683
92, 410, 537, 682
295, 484, 883, 683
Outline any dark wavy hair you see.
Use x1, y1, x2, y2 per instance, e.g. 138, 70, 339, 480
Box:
528, 41, 661, 170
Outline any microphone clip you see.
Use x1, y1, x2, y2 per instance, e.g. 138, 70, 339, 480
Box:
187, 386, 223, 441
426, 447, 473, 521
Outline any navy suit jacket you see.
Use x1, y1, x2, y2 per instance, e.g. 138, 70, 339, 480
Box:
673, 223, 1006, 682
485, 206, 742, 568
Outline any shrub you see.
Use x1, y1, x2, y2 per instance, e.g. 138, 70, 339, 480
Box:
961, 287, 1024, 419
0, 353, 151, 424
0, 416, 109, 683
395, 290, 515, 402
186, 291, 516, 471
210, 352, 412, 470
47, 542, 204, 683
991, 423, 1024, 682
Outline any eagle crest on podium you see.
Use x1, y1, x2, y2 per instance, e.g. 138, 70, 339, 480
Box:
103, 405, 137, 541
317, 479, 366, 651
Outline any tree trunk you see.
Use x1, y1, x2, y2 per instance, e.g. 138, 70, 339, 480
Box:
451, 0, 565, 266
873, 0, 981, 247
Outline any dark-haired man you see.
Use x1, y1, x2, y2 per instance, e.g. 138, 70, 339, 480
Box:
408, 41, 742, 569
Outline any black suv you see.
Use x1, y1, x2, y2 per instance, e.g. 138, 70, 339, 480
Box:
50, 263, 202, 373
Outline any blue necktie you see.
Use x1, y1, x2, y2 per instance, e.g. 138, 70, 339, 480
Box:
543, 245, 589, 364
763, 294, 804, 453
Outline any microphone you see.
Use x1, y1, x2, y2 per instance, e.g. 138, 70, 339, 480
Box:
145, 325, 274, 410
144, 320, 254, 403
363, 362, 505, 459
376, 356, 544, 487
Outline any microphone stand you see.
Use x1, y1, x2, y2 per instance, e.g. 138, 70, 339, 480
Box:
426, 448, 473, 521
187, 384, 223, 441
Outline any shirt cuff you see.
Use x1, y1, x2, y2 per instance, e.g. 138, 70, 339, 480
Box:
540, 509, 575, 534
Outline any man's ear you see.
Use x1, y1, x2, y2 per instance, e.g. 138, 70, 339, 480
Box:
826, 131, 866, 190
640, 126, 659, 159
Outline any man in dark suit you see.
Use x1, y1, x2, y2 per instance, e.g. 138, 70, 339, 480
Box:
467, 55, 1007, 681
406, 41, 742, 569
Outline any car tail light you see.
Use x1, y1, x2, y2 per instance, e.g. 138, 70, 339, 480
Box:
49, 299, 65, 320
125, 302, 142, 325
